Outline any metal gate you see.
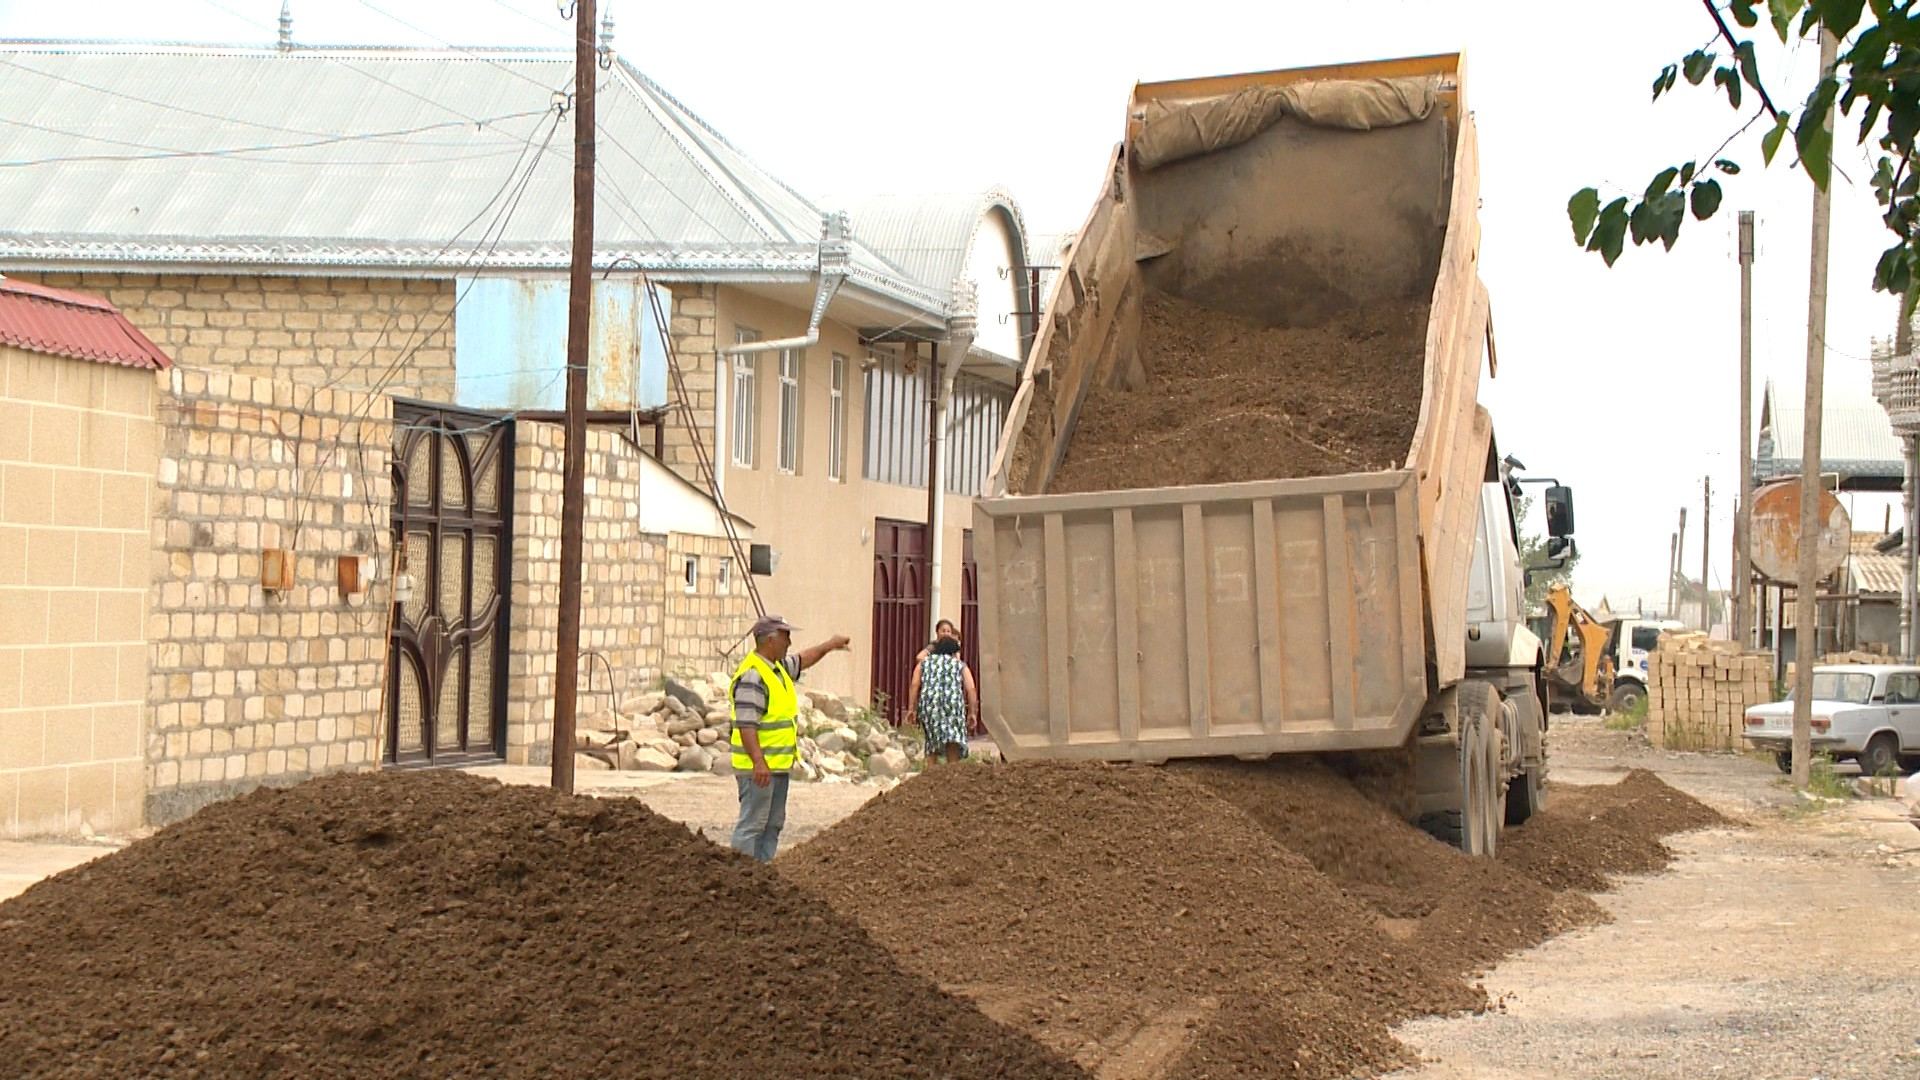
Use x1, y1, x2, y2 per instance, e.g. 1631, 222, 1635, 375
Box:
388, 401, 511, 765
871, 518, 928, 725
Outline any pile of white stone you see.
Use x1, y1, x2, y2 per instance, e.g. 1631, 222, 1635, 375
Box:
573, 672, 925, 784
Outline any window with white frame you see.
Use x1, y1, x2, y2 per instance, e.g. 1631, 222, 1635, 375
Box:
777, 348, 803, 474
681, 555, 698, 594
731, 328, 759, 467
828, 353, 848, 482
717, 557, 732, 595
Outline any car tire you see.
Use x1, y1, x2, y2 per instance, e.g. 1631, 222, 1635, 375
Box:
1775, 750, 1794, 774
1858, 733, 1900, 778
1608, 681, 1645, 715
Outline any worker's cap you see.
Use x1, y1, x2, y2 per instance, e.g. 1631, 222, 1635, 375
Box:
751, 614, 797, 640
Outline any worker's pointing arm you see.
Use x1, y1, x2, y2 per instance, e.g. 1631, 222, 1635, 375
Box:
796, 635, 852, 672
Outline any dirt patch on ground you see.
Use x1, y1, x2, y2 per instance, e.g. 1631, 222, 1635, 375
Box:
1174, 760, 1606, 975
1045, 290, 1427, 493
1501, 769, 1734, 893
782, 761, 1482, 1080
0, 771, 1081, 1080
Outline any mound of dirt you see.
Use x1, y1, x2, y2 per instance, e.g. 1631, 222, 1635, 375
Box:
782, 761, 1481, 1079
1174, 759, 1606, 974
0, 771, 1080, 1080
1500, 769, 1732, 893
1046, 290, 1428, 494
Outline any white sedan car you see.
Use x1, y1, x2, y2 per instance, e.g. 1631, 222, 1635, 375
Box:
1742, 664, 1920, 776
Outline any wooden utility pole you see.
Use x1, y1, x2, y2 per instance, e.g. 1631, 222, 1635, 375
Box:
1792, 27, 1840, 789
1701, 476, 1712, 632
552, 0, 597, 793
1735, 211, 1756, 646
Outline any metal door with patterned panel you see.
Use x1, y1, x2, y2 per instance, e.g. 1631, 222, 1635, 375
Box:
389, 401, 511, 765
871, 518, 928, 726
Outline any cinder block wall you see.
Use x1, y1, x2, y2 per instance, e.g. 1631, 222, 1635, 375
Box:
505, 422, 668, 764
143, 368, 393, 824
0, 345, 158, 837
9, 272, 456, 404
659, 284, 717, 487
664, 532, 755, 680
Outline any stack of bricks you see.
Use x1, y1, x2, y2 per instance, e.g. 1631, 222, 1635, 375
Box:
145, 367, 392, 824
1646, 632, 1774, 751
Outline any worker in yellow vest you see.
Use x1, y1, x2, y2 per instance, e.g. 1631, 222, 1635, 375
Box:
729, 614, 850, 862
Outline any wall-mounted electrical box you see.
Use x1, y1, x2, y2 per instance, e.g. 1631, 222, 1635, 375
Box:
262, 548, 295, 592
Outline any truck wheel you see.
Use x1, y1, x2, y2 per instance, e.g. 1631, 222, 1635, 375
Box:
1608, 681, 1645, 715
1505, 765, 1544, 825
1418, 683, 1501, 856
1858, 733, 1900, 778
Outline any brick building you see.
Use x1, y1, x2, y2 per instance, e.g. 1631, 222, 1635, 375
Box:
0, 31, 1030, 831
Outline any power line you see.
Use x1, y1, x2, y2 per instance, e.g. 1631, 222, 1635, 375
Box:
0, 108, 551, 168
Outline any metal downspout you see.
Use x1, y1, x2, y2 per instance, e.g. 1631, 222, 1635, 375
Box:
927, 283, 977, 638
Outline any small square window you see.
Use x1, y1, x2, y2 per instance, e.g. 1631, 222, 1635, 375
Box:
717, 558, 732, 595
682, 555, 698, 594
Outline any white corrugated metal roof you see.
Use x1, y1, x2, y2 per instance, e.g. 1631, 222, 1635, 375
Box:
0, 40, 948, 315
1755, 381, 1903, 480
1851, 551, 1905, 595
826, 190, 1028, 299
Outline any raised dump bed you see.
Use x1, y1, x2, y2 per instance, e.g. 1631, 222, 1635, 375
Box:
977, 53, 1494, 761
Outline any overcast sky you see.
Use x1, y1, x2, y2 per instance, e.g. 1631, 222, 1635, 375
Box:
1, 0, 1905, 614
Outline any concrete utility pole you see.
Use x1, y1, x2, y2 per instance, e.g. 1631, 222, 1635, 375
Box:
1673, 508, 1688, 618
1701, 476, 1712, 632
1792, 27, 1840, 789
552, 0, 597, 794
1900, 302, 1915, 661
1668, 532, 1679, 616
1736, 211, 1756, 646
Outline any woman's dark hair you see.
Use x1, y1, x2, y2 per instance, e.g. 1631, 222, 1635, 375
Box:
935, 619, 958, 635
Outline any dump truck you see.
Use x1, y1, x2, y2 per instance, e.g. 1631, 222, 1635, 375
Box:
973, 53, 1575, 855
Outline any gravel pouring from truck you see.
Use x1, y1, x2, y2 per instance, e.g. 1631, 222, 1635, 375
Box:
972, 53, 1569, 854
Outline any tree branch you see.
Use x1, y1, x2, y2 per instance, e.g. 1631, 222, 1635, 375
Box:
1704, 0, 1783, 120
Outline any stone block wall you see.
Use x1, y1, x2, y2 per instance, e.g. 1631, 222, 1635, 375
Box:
659, 284, 717, 487
9, 271, 456, 403
0, 345, 158, 837
505, 421, 668, 765
664, 533, 754, 679
144, 368, 393, 824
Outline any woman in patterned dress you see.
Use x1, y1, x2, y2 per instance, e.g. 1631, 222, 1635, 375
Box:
906, 619, 977, 764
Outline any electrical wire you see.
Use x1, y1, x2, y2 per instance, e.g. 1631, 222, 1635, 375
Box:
0, 108, 552, 168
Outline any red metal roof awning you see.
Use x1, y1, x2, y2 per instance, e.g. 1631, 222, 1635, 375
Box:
0, 276, 172, 370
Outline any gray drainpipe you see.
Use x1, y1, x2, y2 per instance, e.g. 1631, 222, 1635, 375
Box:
927, 281, 978, 638
723, 212, 852, 358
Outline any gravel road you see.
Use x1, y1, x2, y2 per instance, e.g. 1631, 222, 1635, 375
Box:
1391, 715, 1920, 1080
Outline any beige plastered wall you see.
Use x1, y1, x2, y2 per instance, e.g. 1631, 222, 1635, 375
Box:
0, 345, 158, 837
710, 287, 972, 702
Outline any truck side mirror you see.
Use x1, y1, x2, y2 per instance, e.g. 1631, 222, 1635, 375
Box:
1544, 485, 1575, 538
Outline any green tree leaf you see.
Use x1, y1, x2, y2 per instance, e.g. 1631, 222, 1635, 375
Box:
1820, 0, 1867, 39
1761, 111, 1792, 163
1645, 166, 1680, 199
1690, 178, 1724, 219
1567, 188, 1601, 243
1589, 199, 1629, 265
1731, 0, 1761, 28
1714, 66, 1745, 109
1769, 0, 1805, 41
1683, 49, 1715, 85
1735, 41, 1762, 92
1715, 158, 1743, 175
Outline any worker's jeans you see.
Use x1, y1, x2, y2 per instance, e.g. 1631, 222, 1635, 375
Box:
731, 772, 790, 862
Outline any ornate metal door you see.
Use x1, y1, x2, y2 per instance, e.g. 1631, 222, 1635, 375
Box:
389, 401, 511, 765
871, 518, 929, 725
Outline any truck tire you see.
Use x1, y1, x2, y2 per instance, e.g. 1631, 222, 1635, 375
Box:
1418, 683, 1501, 856
1505, 765, 1544, 825
1608, 680, 1645, 715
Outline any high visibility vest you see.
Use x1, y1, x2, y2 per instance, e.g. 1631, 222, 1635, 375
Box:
729, 653, 799, 771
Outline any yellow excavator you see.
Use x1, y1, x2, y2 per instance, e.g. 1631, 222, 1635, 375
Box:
1535, 583, 1617, 714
